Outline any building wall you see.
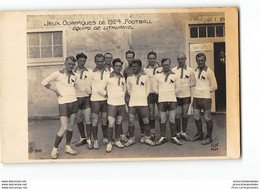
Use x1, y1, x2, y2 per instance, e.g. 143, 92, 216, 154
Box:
27, 12, 224, 117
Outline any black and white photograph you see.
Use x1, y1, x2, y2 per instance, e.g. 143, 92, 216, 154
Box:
23, 8, 237, 161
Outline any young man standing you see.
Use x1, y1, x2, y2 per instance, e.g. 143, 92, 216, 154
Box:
105, 58, 126, 152
191, 53, 218, 145
124, 59, 155, 147
123, 50, 145, 142
88, 54, 110, 149
172, 52, 195, 141
104, 52, 114, 72
144, 51, 162, 141
154, 58, 182, 146
41, 56, 78, 159
73, 53, 93, 149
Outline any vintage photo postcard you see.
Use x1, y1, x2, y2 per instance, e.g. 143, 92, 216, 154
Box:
0, 7, 240, 163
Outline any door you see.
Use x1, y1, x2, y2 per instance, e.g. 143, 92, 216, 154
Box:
189, 43, 216, 114
214, 42, 226, 112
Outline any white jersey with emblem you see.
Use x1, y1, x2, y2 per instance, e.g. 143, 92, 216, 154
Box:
89, 68, 110, 101
172, 65, 195, 98
127, 73, 150, 107
106, 72, 126, 106
154, 71, 178, 102
41, 69, 77, 104
144, 65, 163, 94
73, 67, 92, 98
194, 66, 218, 99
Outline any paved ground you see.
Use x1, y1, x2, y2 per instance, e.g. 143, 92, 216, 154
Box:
28, 113, 226, 160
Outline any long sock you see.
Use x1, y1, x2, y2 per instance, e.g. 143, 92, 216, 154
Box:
119, 123, 123, 134
102, 124, 108, 138
160, 123, 166, 137
175, 118, 181, 133
66, 130, 73, 145
85, 124, 92, 139
138, 115, 144, 134
206, 120, 213, 139
144, 123, 151, 137
92, 126, 98, 140
170, 123, 177, 137
54, 135, 63, 148
149, 119, 155, 130
115, 124, 121, 140
77, 122, 86, 138
182, 117, 188, 133
195, 119, 203, 134
107, 127, 113, 142
129, 125, 135, 138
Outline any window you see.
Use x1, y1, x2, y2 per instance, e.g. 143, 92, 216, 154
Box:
27, 31, 64, 64
189, 24, 225, 38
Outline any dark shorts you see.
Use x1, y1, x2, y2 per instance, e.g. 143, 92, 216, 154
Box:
77, 96, 91, 110
91, 100, 107, 114
158, 102, 177, 112
177, 97, 191, 106
59, 101, 79, 117
107, 104, 126, 118
193, 97, 212, 111
128, 106, 149, 118
147, 93, 158, 104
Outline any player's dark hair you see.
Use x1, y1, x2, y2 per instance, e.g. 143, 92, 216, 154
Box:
66, 56, 76, 63
104, 52, 113, 57
112, 58, 123, 66
147, 51, 157, 58
131, 59, 142, 67
76, 53, 87, 60
94, 54, 105, 62
196, 53, 206, 61
161, 58, 171, 64
125, 50, 135, 58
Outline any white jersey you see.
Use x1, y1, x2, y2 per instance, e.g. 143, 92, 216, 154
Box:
127, 73, 150, 107
144, 65, 163, 94
41, 69, 77, 104
172, 65, 195, 98
89, 67, 110, 101
106, 72, 126, 106
194, 66, 218, 99
154, 71, 178, 102
73, 66, 92, 98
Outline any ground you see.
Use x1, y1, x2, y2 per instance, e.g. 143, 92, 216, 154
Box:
28, 113, 226, 160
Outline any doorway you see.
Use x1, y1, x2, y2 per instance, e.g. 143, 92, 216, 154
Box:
214, 42, 226, 112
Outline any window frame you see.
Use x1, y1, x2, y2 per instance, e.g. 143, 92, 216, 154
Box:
27, 28, 67, 67
189, 23, 225, 39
